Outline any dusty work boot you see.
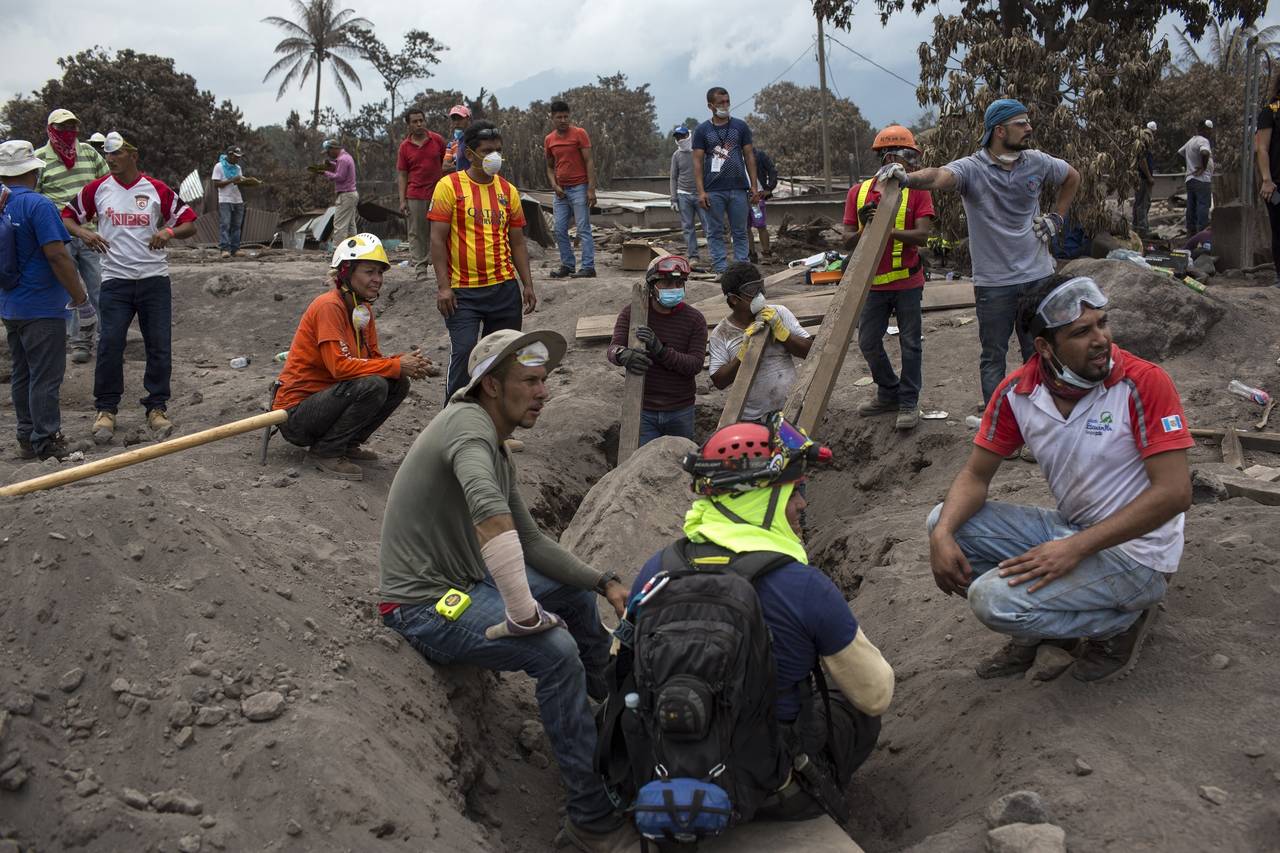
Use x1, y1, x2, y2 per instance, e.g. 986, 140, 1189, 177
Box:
70, 345, 92, 364
555, 818, 642, 853
1073, 608, 1158, 683
858, 397, 898, 417
896, 408, 920, 431
976, 638, 1080, 679
17, 437, 36, 460
220, 250, 231, 259
549, 265, 574, 279
569, 268, 597, 279
92, 411, 116, 445
309, 454, 363, 481
344, 444, 379, 461
146, 409, 174, 438
36, 433, 71, 462
1020, 445, 1037, 463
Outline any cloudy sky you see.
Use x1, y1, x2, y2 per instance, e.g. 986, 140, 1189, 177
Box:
3, 0, 1276, 134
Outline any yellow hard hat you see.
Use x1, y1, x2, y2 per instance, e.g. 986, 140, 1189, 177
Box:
330, 232, 389, 269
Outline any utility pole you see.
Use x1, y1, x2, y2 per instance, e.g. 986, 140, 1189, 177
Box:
1241, 36, 1260, 270
816, 15, 833, 192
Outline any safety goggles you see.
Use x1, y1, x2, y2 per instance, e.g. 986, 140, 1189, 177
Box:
731, 278, 765, 298
472, 127, 501, 140
881, 147, 919, 162
1034, 276, 1108, 331
651, 256, 691, 279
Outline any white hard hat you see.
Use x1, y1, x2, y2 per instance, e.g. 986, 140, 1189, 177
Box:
330, 233, 389, 269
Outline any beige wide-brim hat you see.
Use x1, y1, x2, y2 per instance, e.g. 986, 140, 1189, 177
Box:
0, 140, 45, 177
451, 328, 567, 402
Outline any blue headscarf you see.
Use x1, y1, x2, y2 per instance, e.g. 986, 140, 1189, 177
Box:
218, 154, 242, 180
981, 98, 1029, 148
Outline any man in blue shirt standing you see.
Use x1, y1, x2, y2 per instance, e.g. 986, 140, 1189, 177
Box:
0, 140, 90, 460
692, 87, 762, 274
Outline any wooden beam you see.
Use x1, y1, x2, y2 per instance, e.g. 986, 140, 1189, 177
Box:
1221, 425, 1246, 470
717, 331, 770, 429
1190, 428, 1280, 454
783, 179, 902, 433
0, 410, 288, 498
616, 281, 649, 464
1219, 473, 1280, 506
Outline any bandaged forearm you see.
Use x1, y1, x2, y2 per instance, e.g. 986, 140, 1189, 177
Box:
822, 629, 895, 717
481, 530, 537, 623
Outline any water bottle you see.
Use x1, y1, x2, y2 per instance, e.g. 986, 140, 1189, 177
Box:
624, 692, 639, 710
1228, 380, 1271, 406
274, 351, 289, 363
230, 356, 250, 369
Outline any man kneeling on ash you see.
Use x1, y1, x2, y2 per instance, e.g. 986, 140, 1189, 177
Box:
928, 274, 1193, 682
273, 233, 436, 480
597, 415, 894, 844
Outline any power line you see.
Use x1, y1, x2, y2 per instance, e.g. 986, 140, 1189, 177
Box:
825, 45, 843, 100
825, 33, 919, 90
740, 37, 820, 110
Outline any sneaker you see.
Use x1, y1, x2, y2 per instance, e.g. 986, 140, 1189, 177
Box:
146, 409, 174, 438
896, 409, 920, 431
344, 444, 379, 461
1072, 608, 1158, 683
17, 437, 36, 460
857, 397, 898, 417
554, 818, 642, 853
976, 638, 1079, 679
549, 265, 575, 279
569, 268, 597, 279
92, 411, 116, 445
220, 250, 231, 259
1020, 445, 1037, 463
309, 454, 363, 481
36, 433, 71, 461
70, 346, 92, 364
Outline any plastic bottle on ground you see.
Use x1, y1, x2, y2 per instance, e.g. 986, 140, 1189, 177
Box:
1228, 380, 1271, 406
230, 356, 251, 369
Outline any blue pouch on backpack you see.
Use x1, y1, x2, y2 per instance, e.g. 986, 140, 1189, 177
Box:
632, 779, 732, 842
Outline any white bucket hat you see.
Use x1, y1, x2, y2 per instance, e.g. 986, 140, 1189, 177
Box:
0, 140, 45, 177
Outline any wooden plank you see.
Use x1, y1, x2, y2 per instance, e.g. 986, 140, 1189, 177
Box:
617, 281, 649, 464
1219, 473, 1280, 506
783, 179, 903, 433
1221, 425, 1246, 470
574, 281, 974, 342
1190, 428, 1280, 454
717, 330, 770, 429
701, 815, 864, 852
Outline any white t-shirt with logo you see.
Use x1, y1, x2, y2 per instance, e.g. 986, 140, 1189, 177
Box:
211, 162, 243, 205
707, 304, 811, 421
1178, 134, 1214, 183
975, 347, 1195, 573
64, 174, 197, 280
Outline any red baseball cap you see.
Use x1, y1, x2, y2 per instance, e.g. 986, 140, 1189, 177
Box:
449, 105, 471, 119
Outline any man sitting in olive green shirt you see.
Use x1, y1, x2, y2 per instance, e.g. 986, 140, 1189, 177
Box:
378, 328, 639, 853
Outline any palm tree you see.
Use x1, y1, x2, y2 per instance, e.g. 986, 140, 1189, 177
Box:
1173, 16, 1280, 74
262, 0, 372, 128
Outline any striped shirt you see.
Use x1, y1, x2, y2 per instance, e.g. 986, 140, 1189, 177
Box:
428, 171, 526, 289
35, 142, 109, 207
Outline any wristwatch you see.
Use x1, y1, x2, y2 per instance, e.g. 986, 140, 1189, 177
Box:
595, 571, 622, 594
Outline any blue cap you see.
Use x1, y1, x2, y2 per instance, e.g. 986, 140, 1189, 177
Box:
980, 98, 1028, 147
671, 125, 690, 138
322, 138, 339, 150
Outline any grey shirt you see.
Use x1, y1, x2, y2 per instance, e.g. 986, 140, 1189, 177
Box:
942, 148, 1071, 288
379, 401, 601, 604
670, 148, 696, 199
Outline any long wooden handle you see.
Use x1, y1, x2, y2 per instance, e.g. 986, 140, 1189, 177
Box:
718, 331, 770, 429
617, 281, 650, 465
0, 410, 288, 498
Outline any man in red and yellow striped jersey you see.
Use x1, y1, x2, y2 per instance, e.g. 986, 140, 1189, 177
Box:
430, 121, 537, 400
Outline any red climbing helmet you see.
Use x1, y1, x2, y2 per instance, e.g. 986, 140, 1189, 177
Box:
682, 413, 832, 495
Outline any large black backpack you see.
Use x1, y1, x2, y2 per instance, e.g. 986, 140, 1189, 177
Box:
600, 538, 794, 843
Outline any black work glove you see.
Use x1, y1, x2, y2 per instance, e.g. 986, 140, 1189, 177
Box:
635, 326, 666, 359
618, 348, 653, 374
857, 202, 878, 227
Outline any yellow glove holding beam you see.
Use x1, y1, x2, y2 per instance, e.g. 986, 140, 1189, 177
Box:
758, 306, 790, 343
736, 320, 766, 360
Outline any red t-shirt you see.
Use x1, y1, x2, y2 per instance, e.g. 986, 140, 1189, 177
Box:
396, 132, 447, 200
842, 181, 934, 291
544, 126, 591, 187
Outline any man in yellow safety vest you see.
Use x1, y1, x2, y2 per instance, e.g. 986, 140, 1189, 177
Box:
842, 125, 935, 431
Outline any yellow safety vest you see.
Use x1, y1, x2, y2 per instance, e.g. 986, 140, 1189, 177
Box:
856, 181, 913, 286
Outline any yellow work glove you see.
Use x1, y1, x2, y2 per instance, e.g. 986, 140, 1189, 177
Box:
736, 320, 766, 360
758, 306, 790, 343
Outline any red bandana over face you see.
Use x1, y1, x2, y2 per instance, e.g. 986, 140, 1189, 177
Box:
48, 126, 79, 170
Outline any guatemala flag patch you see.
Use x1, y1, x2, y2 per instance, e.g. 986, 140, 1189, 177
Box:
1160, 415, 1183, 433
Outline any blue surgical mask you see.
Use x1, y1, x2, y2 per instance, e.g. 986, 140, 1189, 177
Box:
657, 288, 685, 308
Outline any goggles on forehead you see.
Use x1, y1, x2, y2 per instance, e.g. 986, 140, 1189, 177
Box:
472, 127, 501, 140
515, 341, 549, 367
652, 255, 691, 278
881, 147, 919, 161
1035, 276, 1108, 332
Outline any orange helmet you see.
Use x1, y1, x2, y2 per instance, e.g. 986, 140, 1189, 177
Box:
872, 125, 919, 152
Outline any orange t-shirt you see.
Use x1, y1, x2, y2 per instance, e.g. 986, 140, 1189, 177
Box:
544, 126, 591, 187
273, 288, 402, 410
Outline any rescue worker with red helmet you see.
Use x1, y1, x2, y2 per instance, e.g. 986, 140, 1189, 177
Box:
611, 415, 894, 826
273, 233, 436, 479
842, 124, 936, 431
606, 254, 708, 446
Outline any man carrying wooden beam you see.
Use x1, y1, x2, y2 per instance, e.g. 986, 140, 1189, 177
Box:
927, 275, 1193, 683
708, 262, 813, 421
606, 255, 707, 447
843, 125, 935, 431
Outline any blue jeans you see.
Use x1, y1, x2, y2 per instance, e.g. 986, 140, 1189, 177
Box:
219, 202, 245, 254
639, 404, 695, 447
676, 193, 709, 260
384, 566, 615, 826
95, 276, 172, 413
927, 501, 1168, 642
974, 276, 1050, 404
67, 238, 102, 347
553, 183, 595, 271
4, 317, 66, 453
443, 281, 524, 400
1185, 180, 1211, 235
706, 189, 749, 272
858, 287, 923, 410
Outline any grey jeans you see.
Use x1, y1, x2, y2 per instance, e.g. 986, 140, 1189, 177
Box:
280, 374, 409, 457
